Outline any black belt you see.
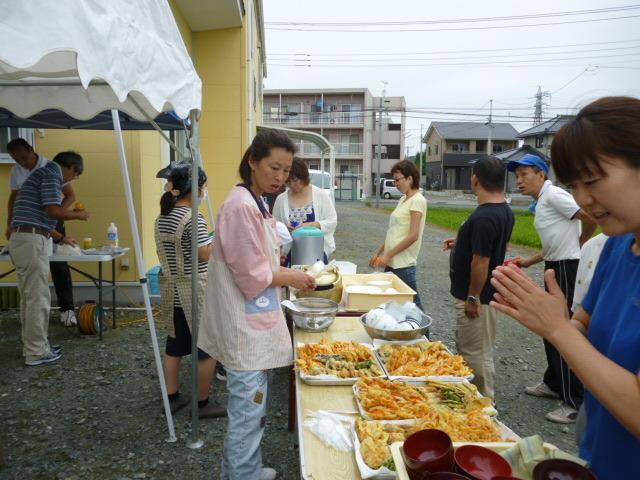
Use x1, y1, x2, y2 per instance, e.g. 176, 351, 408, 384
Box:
11, 225, 51, 239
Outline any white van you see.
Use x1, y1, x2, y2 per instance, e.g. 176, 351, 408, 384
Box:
309, 169, 335, 194
380, 178, 402, 199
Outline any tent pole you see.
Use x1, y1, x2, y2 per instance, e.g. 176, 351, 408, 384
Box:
128, 96, 188, 160
111, 109, 177, 442
183, 120, 214, 227
186, 115, 204, 449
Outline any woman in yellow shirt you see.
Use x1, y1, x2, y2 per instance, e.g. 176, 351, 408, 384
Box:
369, 160, 427, 310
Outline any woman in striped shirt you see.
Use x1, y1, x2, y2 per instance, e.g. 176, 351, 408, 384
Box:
155, 161, 225, 420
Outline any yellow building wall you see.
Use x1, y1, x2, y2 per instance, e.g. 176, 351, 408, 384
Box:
0, 129, 164, 284
195, 27, 246, 213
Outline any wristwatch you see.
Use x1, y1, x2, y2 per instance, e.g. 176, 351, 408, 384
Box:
466, 296, 478, 303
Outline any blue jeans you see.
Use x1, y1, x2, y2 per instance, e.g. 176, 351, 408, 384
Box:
384, 265, 424, 311
221, 368, 273, 480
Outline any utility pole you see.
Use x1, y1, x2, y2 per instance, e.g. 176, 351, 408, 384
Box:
487, 99, 493, 155
419, 124, 423, 188
375, 81, 387, 208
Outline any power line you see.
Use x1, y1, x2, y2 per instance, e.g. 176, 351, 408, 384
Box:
273, 45, 640, 63
267, 14, 640, 33
269, 51, 640, 67
268, 38, 640, 56
266, 5, 640, 26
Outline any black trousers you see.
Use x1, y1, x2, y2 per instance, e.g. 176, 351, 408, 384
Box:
542, 258, 583, 409
50, 220, 74, 312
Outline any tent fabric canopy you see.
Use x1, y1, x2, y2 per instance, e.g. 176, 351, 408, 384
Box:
0, 0, 201, 121
0, 107, 188, 131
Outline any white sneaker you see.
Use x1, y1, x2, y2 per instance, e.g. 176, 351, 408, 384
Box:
60, 310, 77, 327
546, 403, 578, 424
524, 381, 559, 399
261, 467, 277, 480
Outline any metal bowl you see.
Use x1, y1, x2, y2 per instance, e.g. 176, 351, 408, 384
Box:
296, 266, 343, 304
288, 298, 339, 332
359, 312, 433, 341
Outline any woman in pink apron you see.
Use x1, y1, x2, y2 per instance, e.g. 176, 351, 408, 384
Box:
155, 162, 225, 419
199, 130, 316, 480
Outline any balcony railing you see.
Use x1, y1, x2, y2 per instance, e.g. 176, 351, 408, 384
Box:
263, 112, 364, 125
295, 142, 363, 156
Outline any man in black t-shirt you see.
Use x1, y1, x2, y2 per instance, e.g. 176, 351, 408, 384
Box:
443, 156, 515, 400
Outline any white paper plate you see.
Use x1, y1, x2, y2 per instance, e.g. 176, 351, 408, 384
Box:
346, 285, 383, 294
352, 422, 397, 479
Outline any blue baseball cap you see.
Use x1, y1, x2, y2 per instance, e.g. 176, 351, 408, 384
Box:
506, 154, 549, 174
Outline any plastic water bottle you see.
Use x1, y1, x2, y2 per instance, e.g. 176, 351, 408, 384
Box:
107, 222, 118, 247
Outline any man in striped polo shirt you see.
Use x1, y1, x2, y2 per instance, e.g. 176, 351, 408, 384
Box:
9, 151, 89, 366
6, 138, 78, 327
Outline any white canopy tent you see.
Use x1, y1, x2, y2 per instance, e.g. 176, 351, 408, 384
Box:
1, 0, 206, 443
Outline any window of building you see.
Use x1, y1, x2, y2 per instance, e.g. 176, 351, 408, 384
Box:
339, 134, 360, 154
388, 123, 401, 131
427, 146, 432, 156
340, 164, 359, 175
451, 143, 467, 152
535, 135, 544, 148
1, 128, 34, 164
492, 144, 504, 153
385, 145, 401, 159
435, 145, 439, 155
340, 104, 362, 123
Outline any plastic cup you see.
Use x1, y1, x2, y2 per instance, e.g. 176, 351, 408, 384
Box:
74, 202, 85, 210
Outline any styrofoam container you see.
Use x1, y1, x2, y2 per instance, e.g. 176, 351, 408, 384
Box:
341, 273, 416, 312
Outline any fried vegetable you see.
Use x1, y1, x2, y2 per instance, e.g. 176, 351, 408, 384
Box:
382, 456, 396, 471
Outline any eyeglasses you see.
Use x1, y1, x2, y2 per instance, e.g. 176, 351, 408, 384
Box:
393, 176, 406, 184
287, 177, 301, 186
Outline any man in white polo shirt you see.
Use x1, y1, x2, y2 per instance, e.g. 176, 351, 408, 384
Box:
6, 138, 78, 327
509, 154, 596, 424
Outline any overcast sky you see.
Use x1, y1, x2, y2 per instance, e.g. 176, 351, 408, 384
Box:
263, 0, 640, 155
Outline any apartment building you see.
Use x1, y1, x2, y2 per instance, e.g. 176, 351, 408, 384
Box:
263, 88, 406, 198
423, 121, 519, 190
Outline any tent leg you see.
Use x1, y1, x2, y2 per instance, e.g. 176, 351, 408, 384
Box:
111, 110, 177, 443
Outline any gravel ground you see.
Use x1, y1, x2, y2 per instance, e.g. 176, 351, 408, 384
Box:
0, 203, 579, 480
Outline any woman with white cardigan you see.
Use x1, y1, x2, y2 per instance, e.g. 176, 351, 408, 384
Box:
273, 158, 337, 266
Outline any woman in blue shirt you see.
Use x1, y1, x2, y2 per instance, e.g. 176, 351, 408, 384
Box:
489, 96, 640, 480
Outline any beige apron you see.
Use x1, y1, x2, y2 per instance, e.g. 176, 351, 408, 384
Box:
154, 210, 206, 337
199, 189, 293, 371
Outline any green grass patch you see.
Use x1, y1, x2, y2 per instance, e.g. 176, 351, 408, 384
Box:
382, 205, 541, 250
